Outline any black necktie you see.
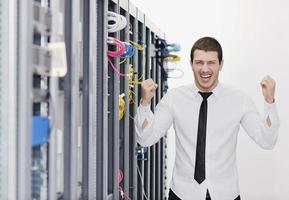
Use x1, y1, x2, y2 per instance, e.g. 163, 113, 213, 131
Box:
194, 91, 213, 184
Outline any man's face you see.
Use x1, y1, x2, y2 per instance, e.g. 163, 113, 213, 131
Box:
191, 50, 223, 92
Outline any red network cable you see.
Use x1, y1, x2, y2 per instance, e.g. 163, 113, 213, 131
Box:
107, 37, 130, 77
118, 170, 132, 200
108, 58, 130, 77
107, 37, 126, 57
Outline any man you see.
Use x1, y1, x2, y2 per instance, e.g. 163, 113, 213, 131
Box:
135, 37, 280, 200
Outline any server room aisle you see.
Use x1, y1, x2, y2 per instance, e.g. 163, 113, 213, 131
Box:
0, 0, 181, 199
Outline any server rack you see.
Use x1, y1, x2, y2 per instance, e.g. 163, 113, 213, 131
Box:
99, 0, 170, 199
0, 0, 18, 199
0, 0, 33, 199
0, 0, 177, 199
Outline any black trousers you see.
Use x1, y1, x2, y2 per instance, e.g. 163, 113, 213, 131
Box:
168, 189, 241, 200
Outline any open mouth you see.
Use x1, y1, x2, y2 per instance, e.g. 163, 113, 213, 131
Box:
200, 74, 212, 82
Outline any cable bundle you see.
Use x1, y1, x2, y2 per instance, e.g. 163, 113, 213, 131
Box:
107, 11, 127, 33
120, 42, 136, 58
155, 38, 169, 58
156, 38, 181, 59
163, 54, 181, 62
128, 65, 142, 86
119, 94, 126, 121
107, 37, 130, 77
129, 40, 145, 51
118, 170, 132, 200
128, 65, 142, 104
107, 37, 145, 76
167, 43, 181, 52
107, 37, 126, 57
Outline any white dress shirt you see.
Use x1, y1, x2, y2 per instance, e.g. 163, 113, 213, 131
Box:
135, 82, 280, 200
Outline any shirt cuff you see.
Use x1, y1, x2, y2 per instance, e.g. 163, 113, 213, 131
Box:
264, 101, 280, 127
264, 101, 276, 115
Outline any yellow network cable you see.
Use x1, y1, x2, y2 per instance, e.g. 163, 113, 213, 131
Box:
163, 54, 181, 62
128, 89, 136, 104
128, 65, 142, 105
117, 66, 142, 121
129, 40, 144, 51
119, 94, 126, 121
129, 65, 142, 86
119, 58, 127, 65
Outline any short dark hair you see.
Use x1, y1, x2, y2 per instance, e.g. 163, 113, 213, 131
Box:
190, 37, 223, 63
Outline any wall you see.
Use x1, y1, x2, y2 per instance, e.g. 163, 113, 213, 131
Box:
131, 0, 289, 199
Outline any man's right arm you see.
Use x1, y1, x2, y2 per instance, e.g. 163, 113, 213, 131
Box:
135, 79, 174, 147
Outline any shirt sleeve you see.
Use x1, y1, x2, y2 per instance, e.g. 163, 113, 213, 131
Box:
134, 91, 174, 147
241, 95, 280, 149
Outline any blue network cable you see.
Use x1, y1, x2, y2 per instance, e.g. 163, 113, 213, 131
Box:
120, 42, 136, 58
167, 43, 181, 52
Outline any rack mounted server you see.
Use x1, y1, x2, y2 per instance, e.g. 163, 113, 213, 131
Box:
0, 0, 177, 199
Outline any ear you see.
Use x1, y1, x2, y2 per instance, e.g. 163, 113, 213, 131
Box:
219, 60, 224, 71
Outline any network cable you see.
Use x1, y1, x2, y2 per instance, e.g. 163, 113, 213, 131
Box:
107, 37, 130, 77
128, 65, 142, 86
107, 11, 127, 33
155, 38, 169, 58
121, 42, 136, 58
107, 37, 126, 57
119, 93, 126, 121
136, 165, 149, 200
108, 59, 130, 77
119, 42, 136, 64
106, 37, 144, 77
129, 40, 144, 51
156, 38, 181, 59
167, 43, 181, 52
163, 54, 181, 62
128, 65, 142, 104
118, 170, 132, 200
120, 40, 144, 64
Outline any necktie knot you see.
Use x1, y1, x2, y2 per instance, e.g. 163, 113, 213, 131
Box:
198, 92, 213, 100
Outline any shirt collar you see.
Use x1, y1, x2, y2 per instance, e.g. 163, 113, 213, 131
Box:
191, 81, 224, 98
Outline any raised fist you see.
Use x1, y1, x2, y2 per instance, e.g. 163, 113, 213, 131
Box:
140, 78, 158, 106
260, 75, 276, 104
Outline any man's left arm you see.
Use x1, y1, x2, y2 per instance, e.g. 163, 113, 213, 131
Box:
241, 75, 280, 149
260, 75, 277, 127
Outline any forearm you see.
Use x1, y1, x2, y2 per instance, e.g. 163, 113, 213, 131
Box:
263, 101, 280, 129
256, 101, 280, 149
135, 104, 159, 147
242, 98, 280, 150
251, 101, 279, 149
261, 75, 276, 128
135, 94, 174, 147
